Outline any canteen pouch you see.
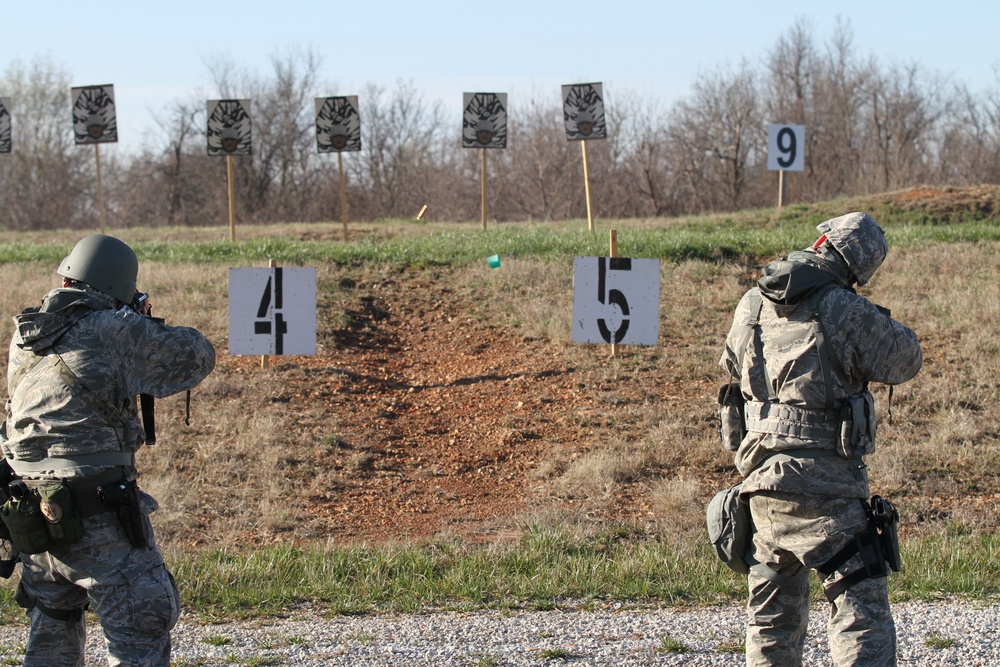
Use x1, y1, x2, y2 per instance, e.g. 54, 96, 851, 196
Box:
37, 483, 84, 545
0, 482, 52, 554
837, 392, 877, 460
718, 382, 747, 452
706, 482, 751, 574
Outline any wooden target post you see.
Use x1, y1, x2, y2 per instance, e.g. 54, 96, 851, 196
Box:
609, 228, 619, 358
481, 148, 488, 230
338, 152, 349, 241
260, 258, 277, 369
582, 140, 594, 233
227, 155, 237, 242
777, 169, 785, 211
94, 144, 106, 233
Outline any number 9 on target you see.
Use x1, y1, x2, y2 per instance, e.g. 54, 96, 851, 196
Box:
767, 123, 805, 172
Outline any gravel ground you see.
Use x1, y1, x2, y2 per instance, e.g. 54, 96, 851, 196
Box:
0, 601, 995, 666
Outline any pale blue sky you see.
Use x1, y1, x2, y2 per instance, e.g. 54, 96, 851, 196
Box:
1, 0, 996, 154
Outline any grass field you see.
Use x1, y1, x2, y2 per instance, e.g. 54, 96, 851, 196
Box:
0, 188, 999, 621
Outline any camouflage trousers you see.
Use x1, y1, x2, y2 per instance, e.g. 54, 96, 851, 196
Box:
745, 493, 896, 667
16, 508, 179, 667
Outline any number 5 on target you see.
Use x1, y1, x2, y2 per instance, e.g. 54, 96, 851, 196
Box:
572, 257, 660, 346
228, 267, 317, 355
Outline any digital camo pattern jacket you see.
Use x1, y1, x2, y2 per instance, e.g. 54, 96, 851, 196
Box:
719, 262, 922, 499
4, 285, 216, 480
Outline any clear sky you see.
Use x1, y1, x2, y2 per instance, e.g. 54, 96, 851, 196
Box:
1, 0, 996, 154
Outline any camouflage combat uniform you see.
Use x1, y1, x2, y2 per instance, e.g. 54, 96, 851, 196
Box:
719, 213, 922, 667
3, 284, 215, 667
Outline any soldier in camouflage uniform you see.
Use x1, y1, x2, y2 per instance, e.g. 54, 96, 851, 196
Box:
1, 235, 215, 667
719, 213, 922, 667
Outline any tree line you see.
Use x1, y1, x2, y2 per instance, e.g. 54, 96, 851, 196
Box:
2, 19, 1000, 231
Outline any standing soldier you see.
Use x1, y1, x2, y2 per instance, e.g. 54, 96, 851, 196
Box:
718, 213, 922, 666
1, 235, 216, 666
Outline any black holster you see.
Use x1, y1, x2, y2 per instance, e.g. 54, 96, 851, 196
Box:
97, 479, 149, 549
869, 495, 901, 572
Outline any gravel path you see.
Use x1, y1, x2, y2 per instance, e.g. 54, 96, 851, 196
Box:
0, 601, 995, 665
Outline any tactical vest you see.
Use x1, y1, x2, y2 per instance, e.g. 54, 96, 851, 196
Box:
741, 283, 850, 445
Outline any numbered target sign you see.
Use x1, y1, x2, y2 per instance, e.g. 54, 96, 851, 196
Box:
228, 268, 316, 355
767, 123, 805, 172
572, 257, 660, 345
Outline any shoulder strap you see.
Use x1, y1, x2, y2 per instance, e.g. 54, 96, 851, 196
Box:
734, 290, 763, 373
807, 284, 852, 408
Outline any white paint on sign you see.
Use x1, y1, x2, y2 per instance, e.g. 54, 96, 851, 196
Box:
572, 257, 660, 346
767, 123, 805, 172
228, 267, 316, 355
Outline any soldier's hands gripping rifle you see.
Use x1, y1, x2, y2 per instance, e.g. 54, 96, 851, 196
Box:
127, 292, 160, 444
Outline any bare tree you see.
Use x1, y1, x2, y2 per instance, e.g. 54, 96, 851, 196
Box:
493, 95, 578, 221
862, 62, 950, 191
0, 56, 93, 230
353, 80, 446, 220
667, 62, 763, 212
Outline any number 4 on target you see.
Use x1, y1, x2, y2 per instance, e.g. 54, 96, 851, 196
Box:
228, 267, 317, 356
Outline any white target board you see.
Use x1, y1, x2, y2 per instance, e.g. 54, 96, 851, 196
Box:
572, 257, 660, 345
767, 123, 805, 172
229, 268, 316, 355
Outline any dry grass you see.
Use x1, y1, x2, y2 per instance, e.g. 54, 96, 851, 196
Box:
1, 235, 999, 546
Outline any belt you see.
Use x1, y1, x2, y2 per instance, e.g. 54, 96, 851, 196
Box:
7, 451, 135, 476
744, 402, 840, 440
23, 468, 127, 519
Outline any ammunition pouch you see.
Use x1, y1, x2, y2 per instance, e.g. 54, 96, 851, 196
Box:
718, 382, 746, 452
817, 495, 900, 601
836, 392, 877, 460
0, 480, 85, 554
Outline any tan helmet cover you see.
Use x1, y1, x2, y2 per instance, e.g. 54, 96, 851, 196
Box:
816, 212, 888, 286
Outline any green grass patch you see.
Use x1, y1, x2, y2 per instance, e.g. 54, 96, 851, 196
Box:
3, 204, 1000, 270
146, 527, 1000, 620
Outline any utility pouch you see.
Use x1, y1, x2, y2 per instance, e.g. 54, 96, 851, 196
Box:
836, 392, 877, 459
870, 495, 901, 572
0, 481, 52, 554
98, 479, 149, 549
706, 482, 752, 574
718, 382, 747, 452
36, 483, 84, 545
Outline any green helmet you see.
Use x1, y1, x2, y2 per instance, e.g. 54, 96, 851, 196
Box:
58, 234, 138, 303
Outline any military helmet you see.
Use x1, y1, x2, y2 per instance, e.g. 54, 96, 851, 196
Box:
58, 234, 138, 303
816, 212, 888, 286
